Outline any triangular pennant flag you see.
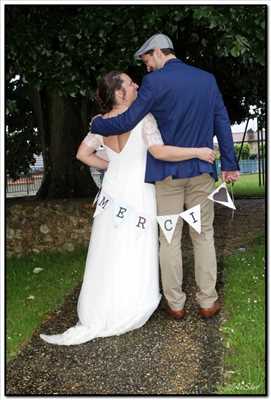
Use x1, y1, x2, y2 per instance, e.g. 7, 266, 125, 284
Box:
92, 188, 101, 207
93, 206, 103, 218
134, 213, 149, 239
208, 182, 236, 210
156, 214, 180, 244
113, 201, 130, 228
180, 205, 201, 234
93, 191, 111, 218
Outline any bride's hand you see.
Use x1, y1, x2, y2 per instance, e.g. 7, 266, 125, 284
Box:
196, 148, 216, 164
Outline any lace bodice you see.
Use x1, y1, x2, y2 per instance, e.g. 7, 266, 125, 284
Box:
82, 113, 164, 151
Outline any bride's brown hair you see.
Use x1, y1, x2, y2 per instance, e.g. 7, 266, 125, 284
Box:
96, 71, 124, 113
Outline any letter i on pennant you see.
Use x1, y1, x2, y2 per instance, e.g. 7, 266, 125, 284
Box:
179, 205, 201, 234
156, 214, 179, 244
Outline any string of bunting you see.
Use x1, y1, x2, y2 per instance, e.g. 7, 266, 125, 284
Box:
92, 182, 236, 244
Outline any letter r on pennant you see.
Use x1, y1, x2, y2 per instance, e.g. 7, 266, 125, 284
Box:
136, 216, 146, 229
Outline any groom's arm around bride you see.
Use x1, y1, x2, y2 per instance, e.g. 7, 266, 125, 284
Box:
91, 35, 239, 182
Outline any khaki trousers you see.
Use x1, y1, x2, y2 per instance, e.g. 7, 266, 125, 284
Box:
155, 173, 218, 309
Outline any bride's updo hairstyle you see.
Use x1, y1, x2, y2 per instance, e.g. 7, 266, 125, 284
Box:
96, 71, 124, 113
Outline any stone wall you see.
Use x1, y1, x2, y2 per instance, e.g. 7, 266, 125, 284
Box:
6, 198, 95, 258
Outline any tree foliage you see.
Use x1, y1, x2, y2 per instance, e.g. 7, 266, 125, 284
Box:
6, 78, 41, 179
6, 5, 266, 197
234, 143, 250, 160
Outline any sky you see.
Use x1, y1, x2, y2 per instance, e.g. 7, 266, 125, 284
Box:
231, 117, 257, 133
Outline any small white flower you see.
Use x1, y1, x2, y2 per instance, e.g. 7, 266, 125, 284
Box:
27, 295, 35, 300
33, 267, 43, 274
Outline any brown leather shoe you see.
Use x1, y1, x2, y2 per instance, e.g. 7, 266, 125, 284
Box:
166, 306, 186, 320
199, 301, 221, 318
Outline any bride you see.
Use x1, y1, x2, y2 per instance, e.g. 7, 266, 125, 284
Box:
40, 71, 215, 345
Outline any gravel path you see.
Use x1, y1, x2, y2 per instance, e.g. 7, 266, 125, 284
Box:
6, 199, 265, 395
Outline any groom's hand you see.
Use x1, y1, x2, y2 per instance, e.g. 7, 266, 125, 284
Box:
221, 170, 240, 183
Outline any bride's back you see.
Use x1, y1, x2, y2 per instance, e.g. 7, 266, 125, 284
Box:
103, 133, 130, 154
103, 110, 130, 153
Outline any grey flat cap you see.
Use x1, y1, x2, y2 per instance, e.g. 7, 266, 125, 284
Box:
134, 33, 174, 60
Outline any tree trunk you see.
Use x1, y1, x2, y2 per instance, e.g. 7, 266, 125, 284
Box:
30, 88, 97, 199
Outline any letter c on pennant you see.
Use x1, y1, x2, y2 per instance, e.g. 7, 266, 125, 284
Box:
164, 219, 173, 231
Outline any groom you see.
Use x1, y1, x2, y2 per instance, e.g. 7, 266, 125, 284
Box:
91, 33, 240, 319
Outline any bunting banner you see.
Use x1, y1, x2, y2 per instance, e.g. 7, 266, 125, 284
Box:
156, 214, 180, 244
179, 204, 201, 234
208, 182, 236, 210
92, 182, 235, 238
93, 191, 151, 235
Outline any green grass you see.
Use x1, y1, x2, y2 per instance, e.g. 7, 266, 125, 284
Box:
6, 247, 87, 361
217, 235, 266, 394
216, 174, 265, 198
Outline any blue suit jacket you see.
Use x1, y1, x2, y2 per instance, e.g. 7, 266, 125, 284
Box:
91, 59, 239, 183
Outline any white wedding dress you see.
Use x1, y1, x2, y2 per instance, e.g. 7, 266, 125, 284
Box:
40, 114, 162, 345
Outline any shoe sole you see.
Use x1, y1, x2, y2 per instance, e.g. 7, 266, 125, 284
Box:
166, 310, 186, 320
199, 308, 221, 319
